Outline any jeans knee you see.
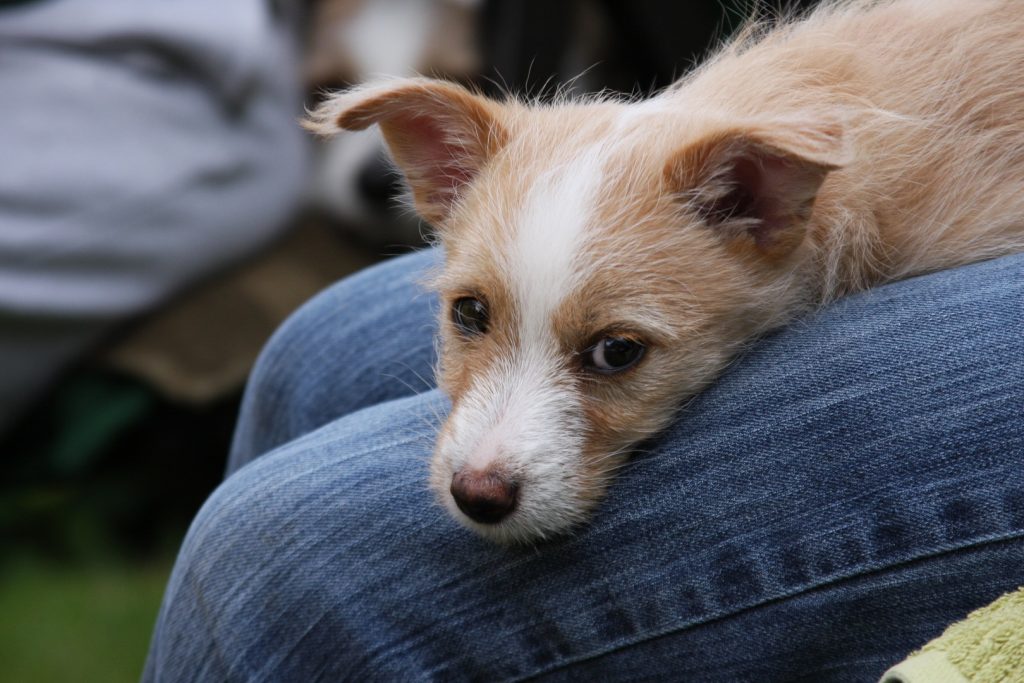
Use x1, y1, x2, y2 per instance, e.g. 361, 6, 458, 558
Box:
230, 249, 441, 465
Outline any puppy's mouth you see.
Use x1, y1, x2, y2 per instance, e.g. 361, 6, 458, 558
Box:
430, 379, 605, 542
432, 450, 610, 544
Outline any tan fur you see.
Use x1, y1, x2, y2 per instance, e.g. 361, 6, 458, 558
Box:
309, 0, 1024, 542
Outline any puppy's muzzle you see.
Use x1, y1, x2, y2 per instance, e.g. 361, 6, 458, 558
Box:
450, 469, 519, 524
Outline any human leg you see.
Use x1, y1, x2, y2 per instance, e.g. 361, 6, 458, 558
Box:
146, 253, 1024, 681
227, 248, 442, 472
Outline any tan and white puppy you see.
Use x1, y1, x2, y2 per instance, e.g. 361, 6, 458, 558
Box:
309, 0, 1024, 543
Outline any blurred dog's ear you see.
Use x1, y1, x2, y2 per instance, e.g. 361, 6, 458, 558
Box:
666, 120, 847, 260
307, 78, 508, 225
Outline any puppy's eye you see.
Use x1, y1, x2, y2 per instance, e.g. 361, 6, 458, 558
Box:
452, 297, 489, 335
584, 337, 645, 374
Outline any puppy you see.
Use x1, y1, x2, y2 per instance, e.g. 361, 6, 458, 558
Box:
309, 0, 1024, 543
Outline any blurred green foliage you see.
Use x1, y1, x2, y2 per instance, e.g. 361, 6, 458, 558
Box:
0, 557, 172, 682
1, 369, 235, 681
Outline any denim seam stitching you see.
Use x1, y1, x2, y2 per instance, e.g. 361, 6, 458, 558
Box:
512, 528, 1024, 682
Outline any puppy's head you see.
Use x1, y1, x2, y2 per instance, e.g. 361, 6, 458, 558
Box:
309, 79, 844, 543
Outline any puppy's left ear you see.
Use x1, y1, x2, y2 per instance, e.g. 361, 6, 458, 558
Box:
307, 78, 508, 226
666, 120, 847, 259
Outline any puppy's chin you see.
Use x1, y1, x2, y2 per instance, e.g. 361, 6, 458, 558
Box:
429, 446, 607, 545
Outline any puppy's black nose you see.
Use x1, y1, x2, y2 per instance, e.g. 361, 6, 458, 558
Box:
450, 469, 518, 524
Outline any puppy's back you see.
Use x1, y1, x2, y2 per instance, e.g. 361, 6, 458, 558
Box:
676, 0, 1024, 298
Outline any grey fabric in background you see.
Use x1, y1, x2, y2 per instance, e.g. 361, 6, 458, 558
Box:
0, 0, 309, 435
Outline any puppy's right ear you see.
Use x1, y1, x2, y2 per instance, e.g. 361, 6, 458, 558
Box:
306, 78, 508, 225
665, 119, 846, 261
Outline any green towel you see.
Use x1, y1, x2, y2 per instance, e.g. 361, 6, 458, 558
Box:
880, 587, 1024, 683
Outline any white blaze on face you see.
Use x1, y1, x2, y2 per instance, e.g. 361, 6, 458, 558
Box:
439, 145, 609, 537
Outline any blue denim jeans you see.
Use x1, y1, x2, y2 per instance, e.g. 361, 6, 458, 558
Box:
144, 249, 1024, 682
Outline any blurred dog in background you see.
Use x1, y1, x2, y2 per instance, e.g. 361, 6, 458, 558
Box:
301, 0, 762, 248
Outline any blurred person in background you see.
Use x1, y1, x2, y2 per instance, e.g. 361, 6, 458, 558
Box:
0, 0, 308, 437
